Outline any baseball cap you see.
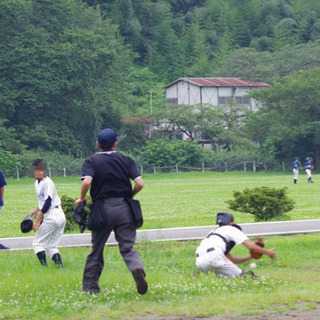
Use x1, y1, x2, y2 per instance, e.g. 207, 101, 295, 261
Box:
97, 129, 117, 149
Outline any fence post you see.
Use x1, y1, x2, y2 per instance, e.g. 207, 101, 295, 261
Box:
282, 162, 285, 172
225, 162, 228, 172
253, 161, 256, 172
48, 168, 52, 178
63, 168, 66, 177
153, 166, 156, 174
202, 162, 204, 172
16, 168, 19, 180
244, 161, 247, 172
140, 165, 143, 175
175, 164, 179, 173
264, 162, 267, 172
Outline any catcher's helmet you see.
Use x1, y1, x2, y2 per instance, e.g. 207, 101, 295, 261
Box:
20, 214, 33, 233
216, 211, 234, 225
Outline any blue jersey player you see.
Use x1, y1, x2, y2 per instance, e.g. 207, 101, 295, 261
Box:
292, 157, 300, 184
305, 158, 314, 183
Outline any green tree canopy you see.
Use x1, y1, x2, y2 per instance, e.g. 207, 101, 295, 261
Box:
248, 67, 320, 165
0, 0, 134, 157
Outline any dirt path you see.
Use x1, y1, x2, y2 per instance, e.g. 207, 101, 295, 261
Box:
134, 304, 320, 320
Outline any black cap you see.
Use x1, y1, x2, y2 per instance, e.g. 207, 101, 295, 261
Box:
216, 211, 234, 225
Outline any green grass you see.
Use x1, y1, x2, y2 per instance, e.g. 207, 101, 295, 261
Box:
0, 235, 320, 319
1, 171, 320, 237
1, 171, 320, 319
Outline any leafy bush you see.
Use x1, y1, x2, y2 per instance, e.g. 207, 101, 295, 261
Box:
140, 139, 206, 167
0, 147, 20, 172
227, 186, 295, 221
61, 195, 92, 232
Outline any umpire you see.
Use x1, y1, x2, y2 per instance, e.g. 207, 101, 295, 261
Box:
75, 128, 148, 295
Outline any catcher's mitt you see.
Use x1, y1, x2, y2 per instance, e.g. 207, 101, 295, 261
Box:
73, 202, 87, 233
20, 214, 34, 233
250, 237, 265, 259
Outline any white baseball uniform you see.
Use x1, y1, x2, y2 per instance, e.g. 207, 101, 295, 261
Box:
196, 225, 249, 277
32, 177, 66, 258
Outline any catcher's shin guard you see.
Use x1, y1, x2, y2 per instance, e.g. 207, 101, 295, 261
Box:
52, 253, 63, 268
36, 251, 47, 266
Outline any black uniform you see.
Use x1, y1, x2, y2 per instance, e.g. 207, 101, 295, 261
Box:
81, 151, 145, 293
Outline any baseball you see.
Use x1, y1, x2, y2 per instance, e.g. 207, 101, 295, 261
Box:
249, 262, 257, 269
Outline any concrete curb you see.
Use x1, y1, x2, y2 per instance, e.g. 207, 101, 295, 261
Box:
1, 219, 320, 250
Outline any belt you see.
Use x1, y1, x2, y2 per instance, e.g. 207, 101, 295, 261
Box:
103, 197, 125, 203
196, 247, 215, 257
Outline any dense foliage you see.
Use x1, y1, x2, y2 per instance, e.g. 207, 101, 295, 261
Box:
1, 0, 320, 174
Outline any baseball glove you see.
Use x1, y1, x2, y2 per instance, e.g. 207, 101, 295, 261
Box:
73, 202, 87, 233
20, 214, 34, 233
250, 237, 265, 259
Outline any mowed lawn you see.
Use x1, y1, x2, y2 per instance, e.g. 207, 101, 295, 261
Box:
1, 171, 319, 237
0, 172, 320, 319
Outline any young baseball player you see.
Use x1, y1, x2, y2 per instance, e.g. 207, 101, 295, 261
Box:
305, 158, 314, 183
30, 159, 66, 267
292, 157, 300, 184
195, 211, 276, 277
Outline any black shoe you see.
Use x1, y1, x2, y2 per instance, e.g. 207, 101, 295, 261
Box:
52, 253, 63, 268
0, 244, 9, 250
83, 290, 99, 295
240, 269, 257, 279
132, 268, 148, 295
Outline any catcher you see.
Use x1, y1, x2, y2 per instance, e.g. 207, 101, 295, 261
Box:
196, 211, 276, 278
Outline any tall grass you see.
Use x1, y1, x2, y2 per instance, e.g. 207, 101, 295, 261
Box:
1, 171, 320, 238
0, 235, 320, 319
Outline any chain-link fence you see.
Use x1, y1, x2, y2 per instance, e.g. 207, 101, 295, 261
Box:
137, 161, 278, 174
4, 160, 285, 179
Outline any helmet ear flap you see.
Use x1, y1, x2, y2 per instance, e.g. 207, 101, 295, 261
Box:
216, 211, 234, 225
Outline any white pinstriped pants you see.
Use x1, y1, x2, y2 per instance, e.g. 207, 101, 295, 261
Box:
32, 207, 66, 258
196, 247, 242, 277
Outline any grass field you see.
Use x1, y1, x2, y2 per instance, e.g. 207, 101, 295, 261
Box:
0, 171, 320, 319
2, 171, 320, 237
0, 235, 320, 319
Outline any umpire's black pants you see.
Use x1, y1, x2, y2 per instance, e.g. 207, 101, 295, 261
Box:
82, 198, 145, 293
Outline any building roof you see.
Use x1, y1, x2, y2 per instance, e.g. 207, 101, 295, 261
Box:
164, 77, 270, 88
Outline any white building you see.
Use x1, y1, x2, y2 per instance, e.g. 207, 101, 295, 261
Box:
165, 77, 270, 111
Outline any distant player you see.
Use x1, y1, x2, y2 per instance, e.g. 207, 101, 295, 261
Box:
30, 159, 66, 267
292, 157, 300, 184
305, 157, 314, 183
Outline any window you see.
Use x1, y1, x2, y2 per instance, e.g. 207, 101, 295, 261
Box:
218, 96, 251, 105
218, 97, 228, 105
166, 98, 178, 104
236, 97, 251, 105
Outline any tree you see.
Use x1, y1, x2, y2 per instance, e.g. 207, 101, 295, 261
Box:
0, 0, 134, 157
154, 102, 255, 151
248, 67, 320, 166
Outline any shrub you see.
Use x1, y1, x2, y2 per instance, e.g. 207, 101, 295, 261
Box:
61, 195, 92, 232
227, 186, 295, 221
